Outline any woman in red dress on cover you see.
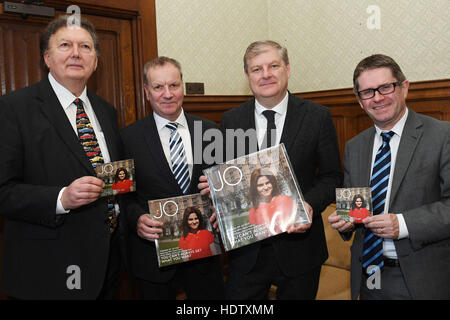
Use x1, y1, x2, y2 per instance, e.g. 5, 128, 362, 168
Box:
348, 194, 370, 223
111, 167, 133, 194
248, 168, 295, 235
178, 206, 215, 261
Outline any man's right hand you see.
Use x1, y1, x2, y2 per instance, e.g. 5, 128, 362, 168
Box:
328, 211, 354, 233
198, 175, 210, 196
137, 214, 164, 241
61, 176, 105, 210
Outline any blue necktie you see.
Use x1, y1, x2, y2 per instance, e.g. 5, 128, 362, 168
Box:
166, 122, 191, 194
362, 131, 395, 274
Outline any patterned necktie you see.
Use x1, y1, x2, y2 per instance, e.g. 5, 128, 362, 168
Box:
74, 98, 104, 168
74, 98, 117, 233
166, 122, 191, 194
262, 110, 276, 148
362, 131, 395, 274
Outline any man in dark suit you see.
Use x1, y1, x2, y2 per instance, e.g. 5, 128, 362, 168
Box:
120, 57, 224, 299
329, 54, 450, 299
218, 40, 343, 299
0, 16, 122, 299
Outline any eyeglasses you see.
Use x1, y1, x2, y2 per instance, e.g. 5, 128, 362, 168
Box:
357, 81, 403, 100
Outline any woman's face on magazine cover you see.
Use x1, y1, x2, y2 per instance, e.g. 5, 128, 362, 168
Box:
257, 176, 273, 202
118, 170, 126, 180
355, 197, 363, 208
188, 213, 200, 232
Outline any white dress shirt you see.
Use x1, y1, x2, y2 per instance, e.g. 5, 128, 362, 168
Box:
254, 92, 289, 149
48, 73, 111, 213
153, 109, 193, 181
371, 108, 409, 259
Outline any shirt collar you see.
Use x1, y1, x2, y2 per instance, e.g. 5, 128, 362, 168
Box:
255, 91, 289, 117
153, 108, 188, 131
48, 73, 88, 110
374, 107, 409, 138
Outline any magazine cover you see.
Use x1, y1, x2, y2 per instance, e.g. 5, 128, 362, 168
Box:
336, 187, 372, 223
94, 159, 136, 197
148, 193, 222, 267
203, 144, 311, 251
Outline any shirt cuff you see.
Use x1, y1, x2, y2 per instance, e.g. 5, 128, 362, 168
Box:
56, 187, 70, 215
396, 213, 409, 239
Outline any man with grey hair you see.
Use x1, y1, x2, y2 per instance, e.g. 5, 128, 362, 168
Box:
218, 40, 343, 299
0, 15, 122, 299
119, 56, 225, 299
329, 54, 450, 299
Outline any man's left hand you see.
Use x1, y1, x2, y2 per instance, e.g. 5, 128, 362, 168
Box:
363, 213, 399, 239
287, 201, 313, 233
209, 208, 220, 232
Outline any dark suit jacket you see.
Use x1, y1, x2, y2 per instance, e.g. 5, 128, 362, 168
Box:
0, 77, 121, 299
343, 109, 450, 299
120, 112, 222, 284
220, 93, 343, 276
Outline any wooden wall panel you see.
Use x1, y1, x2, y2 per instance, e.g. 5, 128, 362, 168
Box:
331, 115, 346, 158
183, 79, 450, 157
0, 20, 45, 94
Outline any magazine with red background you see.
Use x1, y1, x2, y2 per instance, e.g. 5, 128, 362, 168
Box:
204, 144, 310, 251
149, 193, 222, 267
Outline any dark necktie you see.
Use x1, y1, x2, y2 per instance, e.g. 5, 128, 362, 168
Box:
362, 131, 395, 274
74, 98, 117, 233
262, 110, 276, 149
166, 122, 191, 194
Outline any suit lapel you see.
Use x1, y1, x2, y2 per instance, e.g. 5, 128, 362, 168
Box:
37, 78, 94, 174
246, 101, 257, 154
243, 99, 256, 131
143, 114, 182, 192
232, 100, 257, 155
186, 114, 201, 192
390, 110, 422, 205
358, 128, 376, 187
280, 94, 307, 152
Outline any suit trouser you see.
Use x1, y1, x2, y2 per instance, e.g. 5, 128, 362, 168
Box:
134, 256, 225, 300
359, 262, 412, 300
97, 230, 122, 300
6, 229, 122, 300
226, 243, 321, 300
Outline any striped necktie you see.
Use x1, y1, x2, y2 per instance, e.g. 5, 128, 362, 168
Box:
166, 122, 191, 194
362, 131, 395, 274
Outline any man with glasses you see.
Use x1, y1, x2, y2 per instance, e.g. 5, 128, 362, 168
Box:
328, 54, 450, 299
